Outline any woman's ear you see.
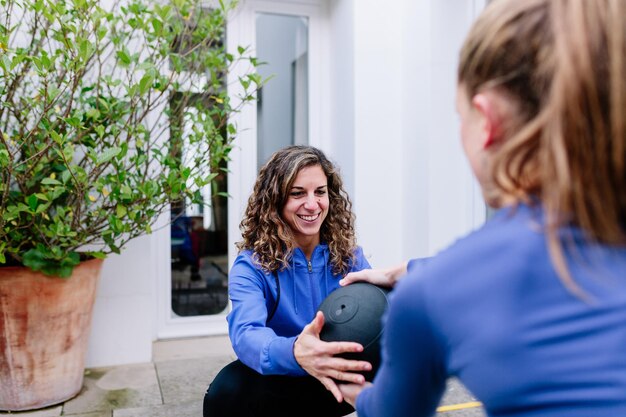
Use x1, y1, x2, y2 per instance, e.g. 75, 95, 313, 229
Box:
471, 92, 503, 149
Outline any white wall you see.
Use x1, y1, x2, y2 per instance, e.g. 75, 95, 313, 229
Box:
426, 1, 485, 255
399, 0, 431, 261
86, 236, 154, 367
327, 0, 355, 197
351, 0, 405, 267
349, 0, 485, 270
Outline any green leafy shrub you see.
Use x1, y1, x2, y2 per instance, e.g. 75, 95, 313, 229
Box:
0, 0, 260, 276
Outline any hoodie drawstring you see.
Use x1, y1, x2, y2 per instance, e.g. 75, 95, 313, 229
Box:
292, 257, 298, 315
323, 248, 329, 299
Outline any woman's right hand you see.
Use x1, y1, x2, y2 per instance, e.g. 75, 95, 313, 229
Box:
339, 262, 408, 288
294, 311, 372, 402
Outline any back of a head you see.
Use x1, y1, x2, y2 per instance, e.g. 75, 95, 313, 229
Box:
459, 0, 626, 249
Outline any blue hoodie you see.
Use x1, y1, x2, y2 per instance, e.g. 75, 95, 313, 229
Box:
227, 244, 371, 376
357, 203, 626, 417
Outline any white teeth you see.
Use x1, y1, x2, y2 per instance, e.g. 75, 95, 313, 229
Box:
298, 214, 319, 222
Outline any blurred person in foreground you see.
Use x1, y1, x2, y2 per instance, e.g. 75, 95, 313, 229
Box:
339, 1, 626, 416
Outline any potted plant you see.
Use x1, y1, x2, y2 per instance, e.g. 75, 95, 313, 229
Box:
0, 0, 259, 410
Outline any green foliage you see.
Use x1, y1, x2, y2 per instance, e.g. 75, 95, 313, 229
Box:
0, 0, 260, 276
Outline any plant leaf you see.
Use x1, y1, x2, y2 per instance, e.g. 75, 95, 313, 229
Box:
96, 147, 122, 164
41, 178, 62, 185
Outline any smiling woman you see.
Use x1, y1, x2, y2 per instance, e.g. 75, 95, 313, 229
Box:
202, 145, 372, 417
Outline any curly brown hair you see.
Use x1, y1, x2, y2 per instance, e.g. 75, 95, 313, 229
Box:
236, 145, 357, 275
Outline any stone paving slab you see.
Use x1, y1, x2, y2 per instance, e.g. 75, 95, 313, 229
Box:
438, 378, 486, 416
0, 405, 62, 416
155, 354, 235, 405
153, 335, 234, 362
62, 363, 162, 415
113, 400, 201, 417
440, 378, 479, 405
63, 411, 112, 417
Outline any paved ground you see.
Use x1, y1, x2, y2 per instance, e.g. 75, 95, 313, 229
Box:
0, 336, 486, 417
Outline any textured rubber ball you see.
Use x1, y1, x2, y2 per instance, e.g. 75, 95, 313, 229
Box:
318, 282, 390, 382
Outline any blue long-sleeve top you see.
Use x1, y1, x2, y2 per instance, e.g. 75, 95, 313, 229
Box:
357, 203, 626, 417
227, 244, 371, 376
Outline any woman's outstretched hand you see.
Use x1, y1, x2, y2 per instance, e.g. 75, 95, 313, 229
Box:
340, 262, 408, 288
294, 311, 372, 402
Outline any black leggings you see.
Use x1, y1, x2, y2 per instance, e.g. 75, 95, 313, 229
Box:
203, 360, 354, 417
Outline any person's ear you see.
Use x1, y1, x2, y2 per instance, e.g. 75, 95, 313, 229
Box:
471, 93, 502, 149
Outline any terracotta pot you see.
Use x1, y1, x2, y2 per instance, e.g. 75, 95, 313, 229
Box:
0, 259, 103, 411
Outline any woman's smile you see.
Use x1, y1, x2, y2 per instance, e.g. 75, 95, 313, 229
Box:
297, 213, 321, 222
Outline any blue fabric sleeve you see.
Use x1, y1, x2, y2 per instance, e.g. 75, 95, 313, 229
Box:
356, 274, 447, 417
227, 256, 306, 376
406, 257, 429, 275
352, 246, 372, 271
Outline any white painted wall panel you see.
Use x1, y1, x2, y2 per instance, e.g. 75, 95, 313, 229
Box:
426, 1, 483, 255
86, 236, 154, 366
401, 1, 431, 261
327, 0, 356, 197
352, 0, 405, 268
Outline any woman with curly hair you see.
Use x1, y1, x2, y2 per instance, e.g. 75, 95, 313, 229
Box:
203, 145, 372, 417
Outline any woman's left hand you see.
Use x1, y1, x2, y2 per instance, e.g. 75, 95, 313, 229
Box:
338, 382, 372, 407
294, 311, 372, 402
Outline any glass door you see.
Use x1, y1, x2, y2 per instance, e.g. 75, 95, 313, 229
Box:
256, 12, 309, 166
156, 0, 325, 339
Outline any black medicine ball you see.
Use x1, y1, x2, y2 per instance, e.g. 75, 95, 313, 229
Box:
318, 282, 390, 381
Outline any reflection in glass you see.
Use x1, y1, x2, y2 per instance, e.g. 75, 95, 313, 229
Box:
256, 13, 309, 167
168, 8, 229, 317
169, 96, 229, 317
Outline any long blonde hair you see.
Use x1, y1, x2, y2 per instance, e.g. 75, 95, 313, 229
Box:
458, 0, 626, 291
236, 146, 357, 275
